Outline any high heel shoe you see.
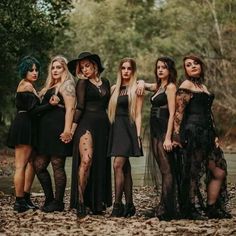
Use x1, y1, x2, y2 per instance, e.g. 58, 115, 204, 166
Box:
111, 202, 124, 217
123, 203, 136, 217
77, 202, 87, 217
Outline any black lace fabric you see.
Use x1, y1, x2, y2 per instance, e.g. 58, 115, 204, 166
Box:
34, 155, 66, 202
173, 88, 229, 217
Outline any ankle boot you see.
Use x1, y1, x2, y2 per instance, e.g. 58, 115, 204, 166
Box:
111, 202, 124, 217
42, 200, 64, 213
13, 197, 30, 213
24, 192, 39, 210
123, 203, 136, 217
77, 202, 87, 217
206, 204, 231, 219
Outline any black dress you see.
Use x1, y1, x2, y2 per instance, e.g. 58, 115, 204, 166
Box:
37, 88, 72, 156
146, 89, 177, 219
173, 88, 228, 216
7, 91, 50, 148
70, 78, 112, 212
107, 86, 143, 157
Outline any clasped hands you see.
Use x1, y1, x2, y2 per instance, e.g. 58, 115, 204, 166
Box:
49, 95, 60, 105
60, 131, 73, 144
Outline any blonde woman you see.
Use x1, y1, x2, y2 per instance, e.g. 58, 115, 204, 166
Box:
33, 55, 76, 212
108, 58, 144, 217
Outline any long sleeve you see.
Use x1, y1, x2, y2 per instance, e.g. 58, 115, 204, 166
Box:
172, 88, 192, 142
73, 79, 87, 124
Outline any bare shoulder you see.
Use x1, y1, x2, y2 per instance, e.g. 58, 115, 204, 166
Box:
17, 80, 34, 92
60, 79, 76, 97
179, 79, 194, 90
166, 83, 177, 91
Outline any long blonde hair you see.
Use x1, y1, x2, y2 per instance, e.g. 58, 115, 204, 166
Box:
108, 58, 137, 123
39, 55, 74, 96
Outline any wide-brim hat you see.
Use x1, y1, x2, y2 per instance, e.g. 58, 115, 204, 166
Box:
67, 52, 105, 76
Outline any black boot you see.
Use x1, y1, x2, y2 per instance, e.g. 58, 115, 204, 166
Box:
123, 203, 136, 217
77, 202, 87, 217
13, 197, 30, 213
42, 199, 64, 213
24, 192, 39, 210
188, 204, 206, 220
111, 202, 124, 217
206, 204, 231, 219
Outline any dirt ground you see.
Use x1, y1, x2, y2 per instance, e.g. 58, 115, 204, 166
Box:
0, 143, 236, 236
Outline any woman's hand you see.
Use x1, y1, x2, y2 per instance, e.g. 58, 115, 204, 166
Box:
60, 131, 72, 143
136, 80, 145, 96
77, 73, 88, 80
172, 140, 182, 149
215, 137, 220, 148
163, 138, 173, 152
49, 95, 60, 105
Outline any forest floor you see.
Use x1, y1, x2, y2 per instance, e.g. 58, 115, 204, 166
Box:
0, 137, 236, 235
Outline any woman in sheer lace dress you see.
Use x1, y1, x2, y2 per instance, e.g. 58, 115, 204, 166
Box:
68, 52, 112, 217
33, 55, 76, 212
137, 57, 178, 220
172, 54, 231, 219
107, 58, 144, 217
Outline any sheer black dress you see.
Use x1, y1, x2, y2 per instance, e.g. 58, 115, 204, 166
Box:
173, 88, 228, 218
7, 91, 52, 148
70, 78, 112, 212
107, 86, 143, 157
145, 88, 177, 219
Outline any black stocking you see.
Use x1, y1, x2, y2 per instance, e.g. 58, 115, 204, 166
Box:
51, 156, 66, 202
123, 160, 133, 204
152, 138, 175, 216
33, 155, 54, 203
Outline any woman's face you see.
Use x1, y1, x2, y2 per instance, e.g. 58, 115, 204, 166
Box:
156, 61, 169, 80
79, 59, 96, 78
121, 61, 132, 81
184, 58, 201, 78
25, 64, 39, 82
51, 61, 64, 81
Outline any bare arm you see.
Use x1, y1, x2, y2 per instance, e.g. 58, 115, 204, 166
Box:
163, 83, 176, 151
136, 80, 157, 95
60, 79, 76, 142
135, 94, 144, 139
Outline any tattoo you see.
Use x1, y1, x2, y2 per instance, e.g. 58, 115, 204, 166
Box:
61, 79, 76, 97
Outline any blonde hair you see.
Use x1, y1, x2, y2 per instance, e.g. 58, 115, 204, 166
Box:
108, 58, 137, 123
40, 55, 74, 96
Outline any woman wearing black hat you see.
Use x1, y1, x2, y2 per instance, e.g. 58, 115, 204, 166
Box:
137, 57, 178, 220
68, 52, 112, 216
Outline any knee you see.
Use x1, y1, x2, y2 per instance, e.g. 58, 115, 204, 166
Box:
113, 161, 123, 173
80, 156, 92, 169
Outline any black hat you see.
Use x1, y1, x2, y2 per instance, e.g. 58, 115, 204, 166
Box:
67, 52, 105, 76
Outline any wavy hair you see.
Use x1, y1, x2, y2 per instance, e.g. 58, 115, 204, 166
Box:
40, 55, 74, 96
108, 58, 137, 123
18, 56, 40, 79
183, 54, 205, 84
154, 56, 177, 89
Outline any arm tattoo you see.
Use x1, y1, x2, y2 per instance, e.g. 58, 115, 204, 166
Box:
61, 80, 76, 97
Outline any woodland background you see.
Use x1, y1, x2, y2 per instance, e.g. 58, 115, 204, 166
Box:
0, 0, 235, 147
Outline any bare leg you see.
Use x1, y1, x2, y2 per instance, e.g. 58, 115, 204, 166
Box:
14, 145, 32, 197
24, 152, 35, 193
78, 131, 93, 203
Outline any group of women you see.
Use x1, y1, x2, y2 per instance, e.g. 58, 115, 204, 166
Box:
7, 52, 231, 221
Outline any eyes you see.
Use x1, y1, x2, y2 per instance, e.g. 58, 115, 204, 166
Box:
157, 65, 167, 70
185, 60, 199, 67
121, 66, 132, 71
52, 65, 63, 70
29, 68, 38, 72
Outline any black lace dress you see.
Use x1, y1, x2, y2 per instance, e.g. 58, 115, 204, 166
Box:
37, 88, 72, 156
107, 86, 143, 157
173, 88, 228, 217
70, 79, 112, 212
7, 92, 51, 148
145, 89, 177, 219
